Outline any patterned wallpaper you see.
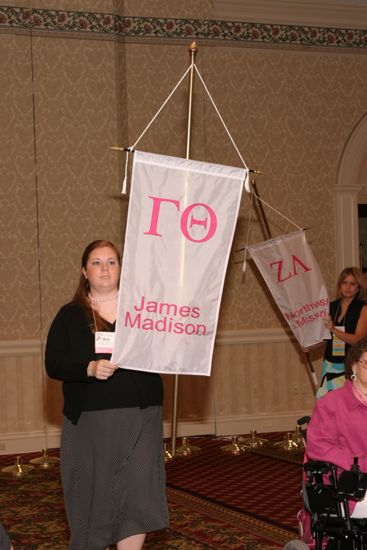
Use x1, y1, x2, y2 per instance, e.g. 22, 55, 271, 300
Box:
1, 29, 125, 338
0, 34, 41, 339
34, 35, 125, 335
0, 0, 366, 339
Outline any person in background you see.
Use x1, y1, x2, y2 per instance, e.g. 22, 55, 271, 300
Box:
317, 266, 367, 399
45, 239, 168, 550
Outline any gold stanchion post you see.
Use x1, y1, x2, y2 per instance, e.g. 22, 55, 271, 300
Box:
170, 41, 199, 458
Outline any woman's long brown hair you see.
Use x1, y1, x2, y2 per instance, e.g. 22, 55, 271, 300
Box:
336, 266, 367, 302
72, 240, 121, 332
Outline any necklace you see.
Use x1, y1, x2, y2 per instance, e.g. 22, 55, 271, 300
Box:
88, 292, 119, 304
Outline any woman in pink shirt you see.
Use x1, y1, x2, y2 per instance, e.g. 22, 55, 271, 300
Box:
307, 336, 367, 517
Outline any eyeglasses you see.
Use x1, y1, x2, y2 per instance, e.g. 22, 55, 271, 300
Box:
358, 359, 367, 367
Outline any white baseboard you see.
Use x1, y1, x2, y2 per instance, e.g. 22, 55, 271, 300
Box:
210, 410, 312, 436
163, 419, 216, 439
0, 429, 61, 455
0, 409, 311, 454
163, 409, 311, 439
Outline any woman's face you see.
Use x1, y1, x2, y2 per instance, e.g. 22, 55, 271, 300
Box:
83, 246, 120, 295
354, 351, 367, 387
340, 274, 359, 300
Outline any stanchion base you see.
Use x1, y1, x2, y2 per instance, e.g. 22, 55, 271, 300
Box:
175, 437, 201, 457
1, 457, 34, 477
29, 448, 59, 468
239, 429, 269, 449
273, 432, 304, 452
220, 436, 244, 455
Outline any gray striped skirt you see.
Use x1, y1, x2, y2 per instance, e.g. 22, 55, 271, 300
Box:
61, 406, 169, 550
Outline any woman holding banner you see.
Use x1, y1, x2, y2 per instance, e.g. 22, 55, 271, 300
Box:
317, 267, 367, 399
45, 240, 168, 550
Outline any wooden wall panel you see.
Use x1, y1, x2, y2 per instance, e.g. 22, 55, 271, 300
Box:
0, 342, 44, 451
0, 332, 320, 453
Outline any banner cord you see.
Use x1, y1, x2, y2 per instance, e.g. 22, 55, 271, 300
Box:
242, 191, 303, 270
131, 65, 192, 151
251, 190, 303, 232
121, 65, 191, 193
122, 62, 250, 193
193, 64, 248, 175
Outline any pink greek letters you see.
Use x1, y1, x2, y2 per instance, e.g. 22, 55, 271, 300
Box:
144, 195, 217, 242
270, 255, 311, 283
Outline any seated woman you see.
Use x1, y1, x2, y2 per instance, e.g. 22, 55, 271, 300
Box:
307, 336, 367, 518
284, 339, 367, 550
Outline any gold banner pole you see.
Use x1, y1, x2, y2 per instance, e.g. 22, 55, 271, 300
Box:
185, 42, 197, 160
169, 41, 198, 458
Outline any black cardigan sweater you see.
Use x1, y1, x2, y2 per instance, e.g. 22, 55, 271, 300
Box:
45, 302, 163, 424
324, 296, 365, 363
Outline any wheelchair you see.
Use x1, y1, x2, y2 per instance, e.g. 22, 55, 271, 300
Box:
285, 458, 367, 550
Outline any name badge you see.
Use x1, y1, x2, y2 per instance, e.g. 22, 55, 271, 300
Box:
332, 326, 345, 356
95, 332, 115, 354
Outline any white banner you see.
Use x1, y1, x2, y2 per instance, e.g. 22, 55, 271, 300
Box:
111, 150, 245, 375
248, 230, 330, 350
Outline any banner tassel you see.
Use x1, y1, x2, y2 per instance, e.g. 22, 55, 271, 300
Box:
121, 148, 132, 195
244, 169, 250, 194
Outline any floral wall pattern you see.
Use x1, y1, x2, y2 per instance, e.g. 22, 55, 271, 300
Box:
0, 4, 366, 48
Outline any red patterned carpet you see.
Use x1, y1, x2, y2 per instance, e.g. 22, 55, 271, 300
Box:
0, 434, 303, 548
165, 435, 303, 534
162, 487, 295, 548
